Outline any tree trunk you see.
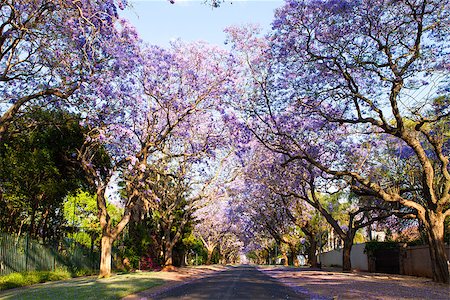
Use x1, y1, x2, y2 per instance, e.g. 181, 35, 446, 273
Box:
99, 235, 113, 278
17, 218, 26, 238
308, 237, 318, 268
98, 185, 114, 279
79, 147, 134, 278
206, 249, 214, 265
342, 237, 353, 272
265, 249, 270, 265
281, 251, 289, 266
423, 212, 449, 283
96, 188, 131, 278
289, 244, 299, 266
201, 237, 216, 265
29, 199, 38, 238
39, 208, 50, 243
164, 243, 173, 266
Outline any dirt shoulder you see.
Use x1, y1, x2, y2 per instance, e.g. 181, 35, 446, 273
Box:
258, 266, 449, 300
122, 265, 228, 300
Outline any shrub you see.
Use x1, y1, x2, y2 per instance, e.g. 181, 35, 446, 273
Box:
140, 256, 159, 270
0, 270, 71, 291
364, 241, 399, 255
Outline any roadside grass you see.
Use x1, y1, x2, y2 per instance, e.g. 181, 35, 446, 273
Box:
0, 272, 165, 300
0, 270, 72, 290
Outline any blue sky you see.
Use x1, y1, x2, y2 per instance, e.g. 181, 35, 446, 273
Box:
120, 0, 284, 47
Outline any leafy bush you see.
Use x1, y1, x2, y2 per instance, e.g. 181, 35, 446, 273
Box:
0, 270, 71, 290
140, 256, 159, 270
364, 241, 399, 254
120, 247, 141, 270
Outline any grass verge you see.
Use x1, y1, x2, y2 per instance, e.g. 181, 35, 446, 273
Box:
0, 272, 165, 300
0, 270, 72, 290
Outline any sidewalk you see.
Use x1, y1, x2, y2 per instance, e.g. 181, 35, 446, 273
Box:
258, 266, 450, 300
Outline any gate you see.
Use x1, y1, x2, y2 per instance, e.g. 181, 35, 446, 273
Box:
374, 248, 400, 274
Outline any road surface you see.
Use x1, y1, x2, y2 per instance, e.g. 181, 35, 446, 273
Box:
153, 265, 306, 300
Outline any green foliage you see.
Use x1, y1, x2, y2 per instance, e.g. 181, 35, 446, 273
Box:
353, 229, 366, 244
118, 217, 161, 270
0, 270, 71, 290
63, 190, 123, 248
364, 241, 399, 254
0, 108, 87, 241
317, 192, 350, 228
124, 160, 197, 267
183, 233, 203, 252
120, 247, 141, 270
246, 251, 258, 261
183, 233, 208, 265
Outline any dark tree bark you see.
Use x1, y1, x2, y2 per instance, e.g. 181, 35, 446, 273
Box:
423, 211, 448, 283
308, 237, 318, 268
342, 234, 355, 272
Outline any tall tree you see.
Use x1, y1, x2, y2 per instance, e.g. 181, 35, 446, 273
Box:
0, 0, 129, 138
193, 152, 239, 265
79, 40, 233, 277
63, 190, 122, 249
195, 199, 232, 265
228, 0, 449, 283
0, 108, 87, 242
268, 0, 450, 283
141, 158, 195, 267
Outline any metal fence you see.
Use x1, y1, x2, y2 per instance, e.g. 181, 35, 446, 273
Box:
0, 233, 99, 276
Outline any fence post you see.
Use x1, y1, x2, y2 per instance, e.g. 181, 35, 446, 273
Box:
0, 234, 3, 276
25, 234, 29, 272
53, 244, 56, 271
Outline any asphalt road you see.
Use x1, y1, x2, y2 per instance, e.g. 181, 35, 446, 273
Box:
153, 265, 306, 300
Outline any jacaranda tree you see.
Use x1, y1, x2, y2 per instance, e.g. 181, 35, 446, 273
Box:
0, 0, 131, 138
268, 0, 450, 283
78, 39, 235, 276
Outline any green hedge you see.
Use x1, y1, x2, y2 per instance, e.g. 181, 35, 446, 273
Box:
364, 241, 399, 254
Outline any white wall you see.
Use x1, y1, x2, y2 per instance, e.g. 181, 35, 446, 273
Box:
320, 243, 368, 271
320, 243, 450, 277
